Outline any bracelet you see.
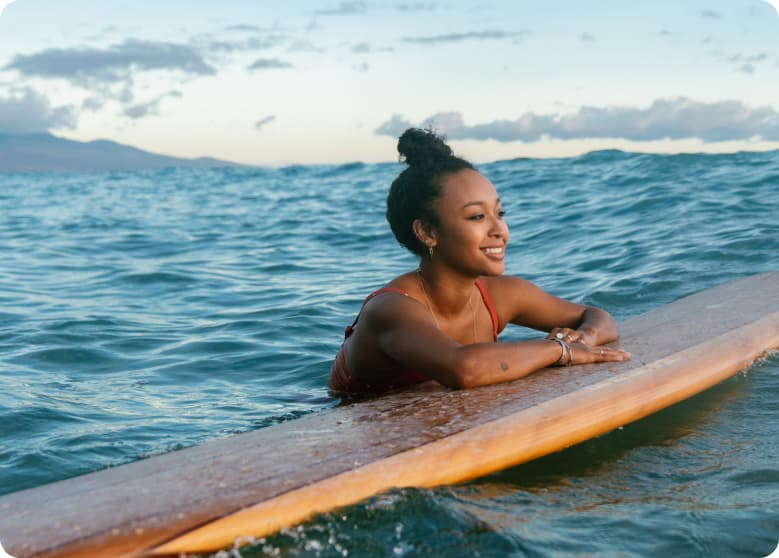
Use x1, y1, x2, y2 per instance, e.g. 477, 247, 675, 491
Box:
567, 344, 574, 366
550, 338, 569, 366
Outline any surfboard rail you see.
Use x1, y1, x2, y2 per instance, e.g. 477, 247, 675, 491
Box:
1, 271, 778, 557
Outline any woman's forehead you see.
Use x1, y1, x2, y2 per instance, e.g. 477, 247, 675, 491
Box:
438, 169, 499, 205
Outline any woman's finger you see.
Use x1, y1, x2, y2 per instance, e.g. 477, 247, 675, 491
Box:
570, 343, 630, 364
547, 327, 580, 343
596, 347, 631, 361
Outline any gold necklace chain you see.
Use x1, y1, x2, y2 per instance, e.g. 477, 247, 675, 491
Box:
416, 270, 477, 343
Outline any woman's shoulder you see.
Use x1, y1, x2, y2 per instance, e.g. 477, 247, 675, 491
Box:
477, 274, 543, 325
357, 274, 430, 333
374, 271, 422, 298
362, 272, 425, 311
478, 274, 537, 296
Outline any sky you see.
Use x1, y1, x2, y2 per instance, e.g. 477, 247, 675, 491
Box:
0, 0, 778, 166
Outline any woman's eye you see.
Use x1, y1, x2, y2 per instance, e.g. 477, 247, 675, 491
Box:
468, 214, 485, 220
498, 210, 506, 218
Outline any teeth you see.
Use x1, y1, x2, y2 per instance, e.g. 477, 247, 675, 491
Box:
484, 247, 503, 254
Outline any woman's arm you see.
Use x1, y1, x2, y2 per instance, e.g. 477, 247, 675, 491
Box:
363, 292, 628, 390
486, 275, 620, 346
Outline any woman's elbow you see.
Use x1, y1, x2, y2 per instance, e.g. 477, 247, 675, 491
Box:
440, 352, 483, 390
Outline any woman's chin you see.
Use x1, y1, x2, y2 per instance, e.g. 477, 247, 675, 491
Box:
482, 262, 505, 276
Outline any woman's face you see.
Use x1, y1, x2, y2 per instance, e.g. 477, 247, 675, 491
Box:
429, 169, 509, 276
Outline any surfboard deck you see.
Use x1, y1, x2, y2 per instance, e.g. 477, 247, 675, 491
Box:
1, 271, 778, 558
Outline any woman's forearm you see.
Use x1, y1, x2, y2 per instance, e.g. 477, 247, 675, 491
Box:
446, 339, 565, 389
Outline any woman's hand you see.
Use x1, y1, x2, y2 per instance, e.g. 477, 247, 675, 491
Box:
567, 341, 631, 364
546, 327, 630, 365
546, 327, 596, 346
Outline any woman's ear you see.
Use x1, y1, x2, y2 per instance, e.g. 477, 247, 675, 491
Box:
412, 219, 437, 250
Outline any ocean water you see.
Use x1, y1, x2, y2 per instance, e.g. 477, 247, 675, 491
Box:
0, 150, 777, 557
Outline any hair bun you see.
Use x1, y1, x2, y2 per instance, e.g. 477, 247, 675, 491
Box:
397, 128, 453, 167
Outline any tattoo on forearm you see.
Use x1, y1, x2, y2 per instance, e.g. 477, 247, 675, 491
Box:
500, 361, 509, 372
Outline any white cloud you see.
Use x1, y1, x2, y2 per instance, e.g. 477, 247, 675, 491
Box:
315, 1, 369, 16
3, 39, 216, 85
394, 2, 437, 11
375, 98, 779, 143
700, 9, 721, 19
123, 90, 182, 120
255, 115, 275, 130
0, 88, 76, 133
402, 29, 531, 45
247, 58, 293, 70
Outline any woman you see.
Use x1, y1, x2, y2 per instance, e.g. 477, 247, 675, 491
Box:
329, 128, 630, 394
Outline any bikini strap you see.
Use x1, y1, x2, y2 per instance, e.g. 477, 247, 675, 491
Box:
344, 287, 410, 338
474, 279, 499, 342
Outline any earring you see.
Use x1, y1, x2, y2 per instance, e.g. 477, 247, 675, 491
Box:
428, 245, 434, 258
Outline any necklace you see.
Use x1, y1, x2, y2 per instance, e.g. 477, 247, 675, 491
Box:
416, 270, 477, 343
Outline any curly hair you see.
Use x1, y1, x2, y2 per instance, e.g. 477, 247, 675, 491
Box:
386, 128, 475, 258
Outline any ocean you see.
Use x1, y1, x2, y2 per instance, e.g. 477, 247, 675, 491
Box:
0, 150, 777, 557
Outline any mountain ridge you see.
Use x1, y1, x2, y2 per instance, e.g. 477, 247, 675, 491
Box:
0, 133, 247, 173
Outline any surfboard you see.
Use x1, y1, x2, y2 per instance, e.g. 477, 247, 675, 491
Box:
1, 271, 778, 558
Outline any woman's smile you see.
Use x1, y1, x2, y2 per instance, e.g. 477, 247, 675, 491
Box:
481, 245, 505, 259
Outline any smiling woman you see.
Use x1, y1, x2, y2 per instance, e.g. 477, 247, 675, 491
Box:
329, 128, 631, 395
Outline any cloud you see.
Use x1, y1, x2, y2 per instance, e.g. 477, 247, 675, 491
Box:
351, 42, 393, 53
315, 1, 369, 16
352, 42, 372, 53
0, 88, 77, 133
287, 40, 324, 53
580, 33, 595, 43
700, 9, 721, 18
375, 98, 779, 143
255, 115, 276, 130
313, 1, 433, 16
223, 24, 263, 32
193, 30, 289, 54
394, 2, 437, 11
124, 103, 154, 120
375, 114, 413, 136
123, 90, 182, 120
402, 29, 531, 45
745, 53, 768, 63
81, 96, 105, 112
4, 39, 216, 85
247, 58, 293, 70
712, 51, 770, 74
206, 36, 287, 53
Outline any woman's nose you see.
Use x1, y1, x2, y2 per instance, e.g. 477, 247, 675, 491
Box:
490, 215, 508, 237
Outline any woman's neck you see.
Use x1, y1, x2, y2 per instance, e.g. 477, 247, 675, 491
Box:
416, 262, 476, 319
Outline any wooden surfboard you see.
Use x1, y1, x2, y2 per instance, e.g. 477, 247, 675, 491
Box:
1, 271, 778, 558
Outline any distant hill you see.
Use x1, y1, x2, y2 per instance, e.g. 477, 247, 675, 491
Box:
0, 133, 246, 173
